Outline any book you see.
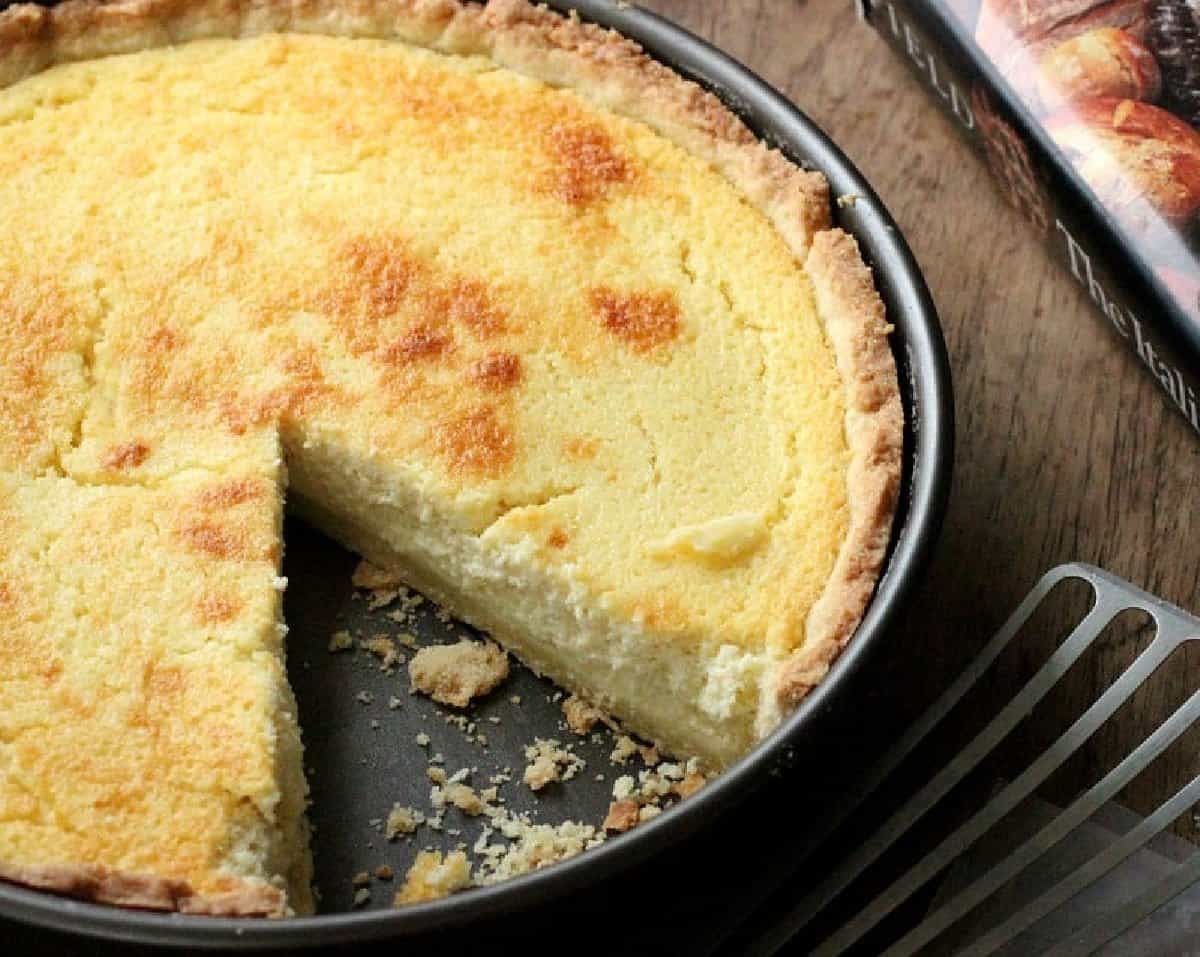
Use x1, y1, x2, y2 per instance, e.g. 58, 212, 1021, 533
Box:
859, 0, 1200, 433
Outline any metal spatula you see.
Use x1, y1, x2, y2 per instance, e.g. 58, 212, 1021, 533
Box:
744, 563, 1200, 956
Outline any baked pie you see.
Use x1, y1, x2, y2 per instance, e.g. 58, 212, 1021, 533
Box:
0, 0, 902, 916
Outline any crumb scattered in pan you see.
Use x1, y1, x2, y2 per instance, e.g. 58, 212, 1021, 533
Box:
394, 630, 420, 649
561, 694, 609, 735
474, 818, 603, 884
355, 690, 374, 705
394, 850, 472, 905
360, 635, 402, 672
386, 804, 425, 839
674, 772, 706, 799
370, 719, 381, 730
836, 193, 863, 208
388, 695, 403, 710
509, 695, 522, 705
375, 864, 394, 881
409, 640, 509, 707
522, 738, 585, 791
415, 732, 431, 748
602, 799, 640, 833
639, 745, 660, 767
610, 734, 638, 765
427, 766, 448, 785
638, 805, 662, 823
328, 629, 353, 652
351, 560, 405, 609
352, 887, 371, 907
434, 781, 488, 817
352, 870, 371, 888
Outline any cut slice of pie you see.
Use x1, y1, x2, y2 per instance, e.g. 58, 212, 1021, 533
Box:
0, 444, 311, 916
0, 0, 902, 915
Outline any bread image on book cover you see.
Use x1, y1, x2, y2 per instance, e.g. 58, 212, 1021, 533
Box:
969, 0, 1200, 320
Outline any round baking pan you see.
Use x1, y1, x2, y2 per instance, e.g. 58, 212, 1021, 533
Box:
0, 0, 954, 948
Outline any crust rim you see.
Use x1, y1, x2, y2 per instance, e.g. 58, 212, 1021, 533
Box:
0, 861, 286, 917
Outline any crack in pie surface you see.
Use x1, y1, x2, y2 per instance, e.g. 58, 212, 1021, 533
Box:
0, 0, 902, 916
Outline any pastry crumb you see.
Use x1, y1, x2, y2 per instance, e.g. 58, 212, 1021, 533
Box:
432, 779, 489, 817
609, 734, 638, 765
603, 799, 640, 833
476, 819, 602, 884
351, 560, 405, 608
523, 738, 584, 791
415, 732, 431, 747
394, 850, 472, 905
374, 864, 394, 881
674, 772, 706, 799
409, 640, 509, 707
352, 870, 371, 888
385, 804, 424, 839
361, 635, 401, 672
328, 629, 353, 652
561, 694, 608, 735
352, 887, 371, 907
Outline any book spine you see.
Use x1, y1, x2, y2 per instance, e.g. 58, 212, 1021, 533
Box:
862, 0, 1200, 435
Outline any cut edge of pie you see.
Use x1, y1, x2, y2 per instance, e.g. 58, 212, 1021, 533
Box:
0, 0, 903, 916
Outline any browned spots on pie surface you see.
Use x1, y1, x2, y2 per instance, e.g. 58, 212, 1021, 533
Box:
563, 436, 599, 461
382, 324, 452, 366
143, 324, 182, 357
430, 278, 506, 338
143, 660, 185, 700
589, 288, 681, 353
100, 441, 150, 471
0, 278, 86, 465
40, 659, 63, 686
561, 436, 600, 462
544, 122, 633, 207
436, 406, 514, 478
468, 352, 522, 391
175, 519, 258, 562
128, 324, 186, 403
221, 347, 334, 434
342, 236, 419, 322
196, 477, 266, 510
195, 591, 243, 625
547, 528, 569, 549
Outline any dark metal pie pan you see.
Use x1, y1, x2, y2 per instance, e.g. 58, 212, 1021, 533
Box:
0, 0, 953, 948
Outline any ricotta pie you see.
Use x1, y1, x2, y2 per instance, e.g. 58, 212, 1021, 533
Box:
0, 0, 902, 917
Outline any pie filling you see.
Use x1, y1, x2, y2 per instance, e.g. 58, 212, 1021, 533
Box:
0, 0, 901, 916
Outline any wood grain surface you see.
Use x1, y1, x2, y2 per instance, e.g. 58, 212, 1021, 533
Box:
641, 0, 1200, 836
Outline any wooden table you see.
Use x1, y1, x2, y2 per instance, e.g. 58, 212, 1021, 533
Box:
642, 0, 1200, 838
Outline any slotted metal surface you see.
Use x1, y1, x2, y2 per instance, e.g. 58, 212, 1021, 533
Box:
746, 563, 1200, 957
